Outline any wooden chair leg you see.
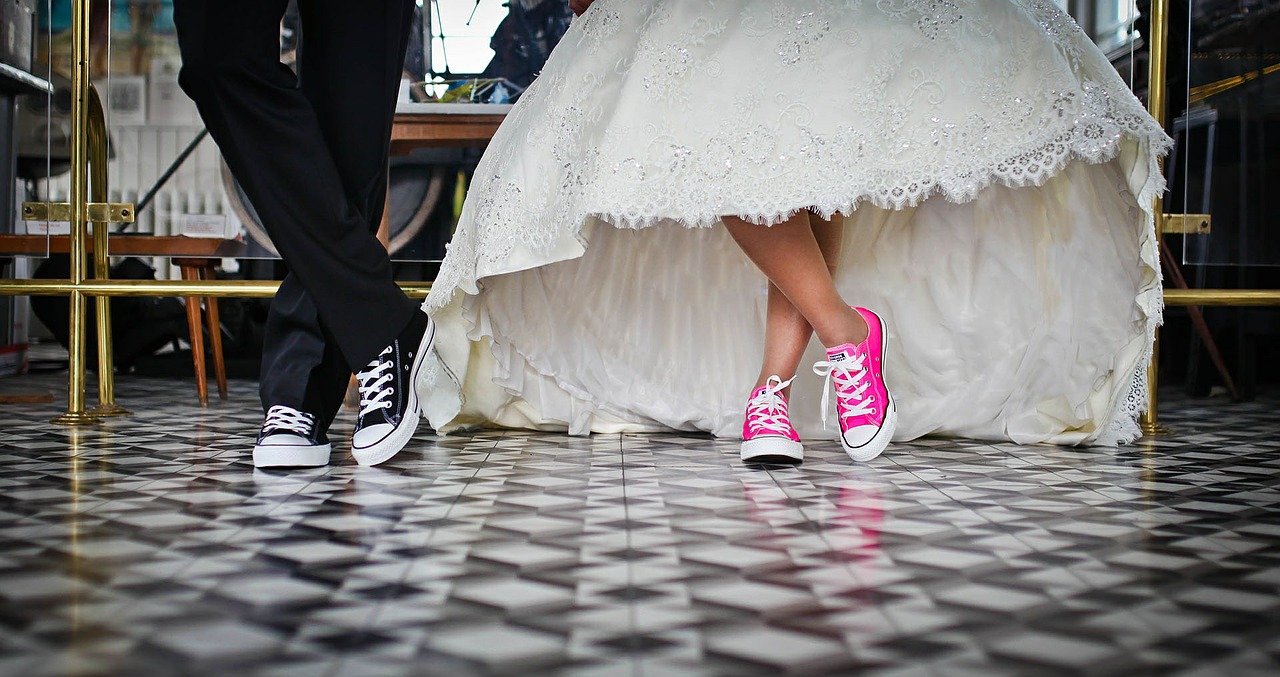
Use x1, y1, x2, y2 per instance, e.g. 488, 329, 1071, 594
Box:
179, 264, 209, 406
201, 262, 229, 400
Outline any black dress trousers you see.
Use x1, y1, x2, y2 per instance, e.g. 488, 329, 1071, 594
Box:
173, 0, 418, 430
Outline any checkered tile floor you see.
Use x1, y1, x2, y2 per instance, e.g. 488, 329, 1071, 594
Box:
1, 372, 1278, 676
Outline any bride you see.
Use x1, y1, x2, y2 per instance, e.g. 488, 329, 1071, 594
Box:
414, 0, 1170, 462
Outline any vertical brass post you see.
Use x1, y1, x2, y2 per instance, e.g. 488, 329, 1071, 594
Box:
1140, 0, 1170, 437
87, 85, 130, 417
52, 0, 99, 425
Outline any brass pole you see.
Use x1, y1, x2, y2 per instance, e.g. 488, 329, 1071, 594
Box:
87, 85, 129, 417
1141, 0, 1170, 437
53, 0, 98, 425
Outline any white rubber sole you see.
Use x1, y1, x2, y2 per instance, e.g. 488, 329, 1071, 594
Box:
741, 435, 804, 463
253, 442, 332, 468
351, 317, 435, 467
841, 394, 896, 462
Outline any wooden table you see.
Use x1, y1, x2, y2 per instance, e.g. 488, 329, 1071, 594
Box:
0, 234, 245, 258
0, 234, 246, 404
377, 103, 511, 243
389, 102, 511, 154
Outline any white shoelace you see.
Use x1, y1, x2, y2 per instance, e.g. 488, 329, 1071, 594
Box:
813, 354, 874, 429
746, 375, 794, 436
263, 405, 315, 436
356, 346, 395, 418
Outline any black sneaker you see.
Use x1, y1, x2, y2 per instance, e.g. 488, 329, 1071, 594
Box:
351, 311, 435, 466
253, 405, 332, 467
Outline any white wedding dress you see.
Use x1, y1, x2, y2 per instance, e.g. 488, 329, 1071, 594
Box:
419, 0, 1171, 446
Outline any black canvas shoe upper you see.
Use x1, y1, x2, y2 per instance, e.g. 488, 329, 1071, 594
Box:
354, 315, 428, 440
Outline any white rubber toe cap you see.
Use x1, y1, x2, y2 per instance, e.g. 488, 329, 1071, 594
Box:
741, 435, 804, 463
839, 397, 897, 463
252, 435, 331, 468
351, 413, 421, 467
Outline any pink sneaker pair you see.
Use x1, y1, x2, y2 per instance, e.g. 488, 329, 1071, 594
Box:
740, 307, 897, 464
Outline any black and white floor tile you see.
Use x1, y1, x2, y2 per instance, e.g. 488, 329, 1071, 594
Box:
0, 373, 1278, 676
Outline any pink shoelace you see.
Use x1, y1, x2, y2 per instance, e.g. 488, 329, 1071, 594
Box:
812, 353, 876, 430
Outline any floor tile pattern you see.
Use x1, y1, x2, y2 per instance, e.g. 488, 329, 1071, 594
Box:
0, 374, 1278, 675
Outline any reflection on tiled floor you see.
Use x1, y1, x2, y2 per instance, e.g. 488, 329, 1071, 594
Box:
0, 373, 1278, 676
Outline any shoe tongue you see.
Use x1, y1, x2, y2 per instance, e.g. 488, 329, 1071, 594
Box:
750, 384, 787, 407
827, 344, 857, 363
263, 429, 309, 442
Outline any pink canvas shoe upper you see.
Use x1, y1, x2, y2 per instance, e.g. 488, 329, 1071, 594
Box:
742, 375, 801, 443
813, 307, 891, 446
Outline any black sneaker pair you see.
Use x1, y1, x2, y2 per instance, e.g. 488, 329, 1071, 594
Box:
252, 311, 435, 468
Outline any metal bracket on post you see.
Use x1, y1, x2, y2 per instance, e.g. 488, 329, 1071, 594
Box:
1160, 214, 1211, 235
21, 203, 137, 224
23, 200, 138, 418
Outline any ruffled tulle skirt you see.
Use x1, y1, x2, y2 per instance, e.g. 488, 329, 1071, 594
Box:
420, 0, 1171, 446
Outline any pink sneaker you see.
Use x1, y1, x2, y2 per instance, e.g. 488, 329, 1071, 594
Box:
812, 307, 897, 462
741, 375, 804, 463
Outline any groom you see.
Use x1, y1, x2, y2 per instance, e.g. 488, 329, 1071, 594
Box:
173, 0, 433, 467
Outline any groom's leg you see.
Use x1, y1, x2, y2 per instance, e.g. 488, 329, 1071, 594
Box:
173, 0, 419, 388
258, 275, 348, 431
255, 0, 418, 430
298, 0, 414, 227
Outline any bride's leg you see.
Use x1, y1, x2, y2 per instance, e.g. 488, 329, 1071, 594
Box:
734, 210, 895, 464
753, 212, 848, 389
725, 212, 867, 350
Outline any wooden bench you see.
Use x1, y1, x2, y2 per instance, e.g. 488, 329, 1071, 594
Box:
0, 234, 246, 404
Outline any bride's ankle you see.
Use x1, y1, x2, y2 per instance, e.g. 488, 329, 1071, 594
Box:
817, 309, 869, 348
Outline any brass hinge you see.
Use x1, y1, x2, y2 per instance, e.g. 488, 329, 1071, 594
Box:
1161, 213, 1211, 235
21, 202, 137, 223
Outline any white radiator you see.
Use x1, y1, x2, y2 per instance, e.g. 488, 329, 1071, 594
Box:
36, 123, 243, 280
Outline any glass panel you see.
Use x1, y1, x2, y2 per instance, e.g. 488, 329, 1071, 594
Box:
25, 0, 574, 274
30, 0, 214, 276
7, 0, 52, 255
2, 0, 56, 369
1170, 0, 1280, 267
1095, 0, 1140, 52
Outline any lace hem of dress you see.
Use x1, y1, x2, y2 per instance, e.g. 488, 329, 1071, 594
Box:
594, 122, 1170, 231
428, 124, 1169, 292
1101, 135, 1167, 447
